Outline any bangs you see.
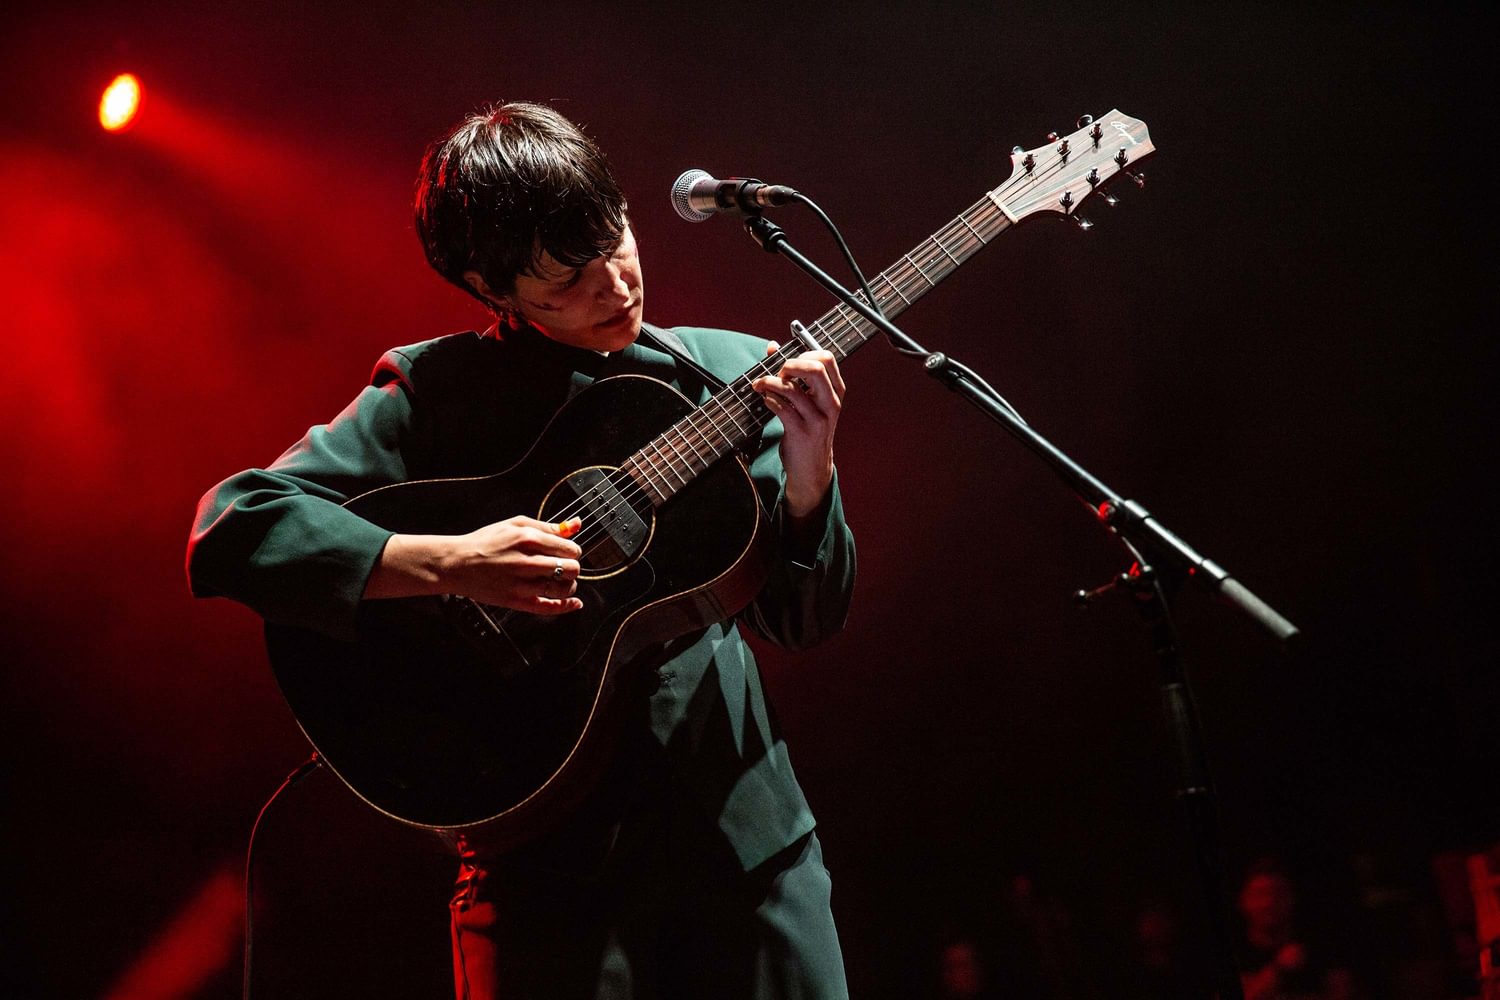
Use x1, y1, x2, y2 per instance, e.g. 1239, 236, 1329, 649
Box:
415, 101, 629, 303
525, 199, 628, 278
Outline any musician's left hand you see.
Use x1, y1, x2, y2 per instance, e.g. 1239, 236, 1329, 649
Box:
752, 343, 845, 519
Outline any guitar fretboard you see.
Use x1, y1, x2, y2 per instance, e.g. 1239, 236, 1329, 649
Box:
621, 195, 1015, 504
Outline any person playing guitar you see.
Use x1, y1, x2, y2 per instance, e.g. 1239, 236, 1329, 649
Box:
187, 101, 856, 999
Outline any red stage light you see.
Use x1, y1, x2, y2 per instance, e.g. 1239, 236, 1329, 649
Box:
99, 74, 142, 132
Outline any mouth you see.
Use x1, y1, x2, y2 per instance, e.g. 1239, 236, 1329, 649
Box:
601, 301, 640, 328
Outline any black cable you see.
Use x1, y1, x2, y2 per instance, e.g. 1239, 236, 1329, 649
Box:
787, 192, 1029, 423
243, 752, 323, 1000
787, 193, 904, 339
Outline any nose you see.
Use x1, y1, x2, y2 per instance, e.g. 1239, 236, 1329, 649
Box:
597, 256, 632, 306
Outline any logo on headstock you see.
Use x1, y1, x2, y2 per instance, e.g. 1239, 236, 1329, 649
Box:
1111, 121, 1140, 146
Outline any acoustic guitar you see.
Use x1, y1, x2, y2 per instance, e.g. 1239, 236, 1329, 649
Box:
265, 111, 1156, 843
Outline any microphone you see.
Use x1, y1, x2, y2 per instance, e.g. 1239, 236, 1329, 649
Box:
671, 169, 798, 222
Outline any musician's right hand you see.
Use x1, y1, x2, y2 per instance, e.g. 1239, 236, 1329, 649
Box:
366, 516, 583, 614
446, 516, 583, 613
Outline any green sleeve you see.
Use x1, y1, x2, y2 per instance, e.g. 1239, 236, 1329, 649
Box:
665, 324, 857, 652
185, 351, 417, 640
736, 453, 857, 652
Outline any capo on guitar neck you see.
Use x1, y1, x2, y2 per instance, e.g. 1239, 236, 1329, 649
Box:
789, 320, 822, 354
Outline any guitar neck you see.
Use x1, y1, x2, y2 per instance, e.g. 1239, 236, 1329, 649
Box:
616, 108, 1155, 506
623, 195, 1015, 505
795, 193, 1014, 359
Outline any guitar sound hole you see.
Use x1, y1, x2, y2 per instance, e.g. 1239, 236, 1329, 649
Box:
540, 466, 654, 578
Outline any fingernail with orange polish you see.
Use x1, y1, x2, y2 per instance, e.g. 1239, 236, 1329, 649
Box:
557, 518, 582, 538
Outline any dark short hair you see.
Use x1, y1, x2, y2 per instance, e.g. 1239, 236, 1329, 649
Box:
414, 102, 627, 312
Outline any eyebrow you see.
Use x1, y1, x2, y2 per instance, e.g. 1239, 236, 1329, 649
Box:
527, 263, 581, 289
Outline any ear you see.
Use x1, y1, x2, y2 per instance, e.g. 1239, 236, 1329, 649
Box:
463, 270, 509, 311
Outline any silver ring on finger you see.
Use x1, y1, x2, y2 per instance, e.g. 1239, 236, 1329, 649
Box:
552, 559, 565, 581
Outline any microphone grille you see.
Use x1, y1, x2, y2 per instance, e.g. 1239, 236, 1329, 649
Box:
671, 169, 714, 222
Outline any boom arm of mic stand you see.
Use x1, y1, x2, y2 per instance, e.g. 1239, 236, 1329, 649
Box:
742, 214, 1300, 648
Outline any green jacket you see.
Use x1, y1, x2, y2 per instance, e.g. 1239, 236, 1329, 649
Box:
187, 323, 856, 871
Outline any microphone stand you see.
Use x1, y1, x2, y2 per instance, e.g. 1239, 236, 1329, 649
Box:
744, 212, 1299, 1000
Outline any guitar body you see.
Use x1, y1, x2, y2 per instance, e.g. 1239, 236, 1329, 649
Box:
265, 374, 772, 842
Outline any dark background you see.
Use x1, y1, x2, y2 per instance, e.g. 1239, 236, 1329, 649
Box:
2, 2, 1492, 997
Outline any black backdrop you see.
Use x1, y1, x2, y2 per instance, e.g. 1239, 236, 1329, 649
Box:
1, 2, 1492, 997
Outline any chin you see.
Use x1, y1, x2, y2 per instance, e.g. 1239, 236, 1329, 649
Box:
599, 319, 642, 351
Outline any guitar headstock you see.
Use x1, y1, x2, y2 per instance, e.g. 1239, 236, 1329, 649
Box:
990, 110, 1155, 228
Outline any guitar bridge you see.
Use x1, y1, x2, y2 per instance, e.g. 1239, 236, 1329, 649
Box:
440, 595, 534, 675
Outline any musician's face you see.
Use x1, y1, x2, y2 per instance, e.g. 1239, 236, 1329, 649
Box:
507, 224, 644, 352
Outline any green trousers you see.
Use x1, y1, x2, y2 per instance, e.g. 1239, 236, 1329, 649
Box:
449, 804, 848, 1000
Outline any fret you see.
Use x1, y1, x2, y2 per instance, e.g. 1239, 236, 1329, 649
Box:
830, 306, 864, 345
622, 460, 665, 506
676, 432, 706, 475
675, 419, 711, 466
720, 395, 756, 437
701, 401, 738, 451
933, 233, 962, 268
818, 319, 853, 361
631, 187, 1022, 507
904, 252, 936, 286
720, 385, 751, 426
656, 441, 691, 487
883, 273, 914, 306
638, 445, 674, 491
974, 201, 1009, 241
914, 242, 949, 280
704, 399, 737, 449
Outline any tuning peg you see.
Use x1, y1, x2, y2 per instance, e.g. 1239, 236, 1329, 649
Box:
1086, 167, 1100, 187
1073, 216, 1094, 231
1076, 114, 1094, 129
1060, 190, 1074, 210
1126, 170, 1146, 188
1102, 191, 1120, 207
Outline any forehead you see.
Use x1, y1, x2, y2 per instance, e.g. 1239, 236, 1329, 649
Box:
519, 222, 634, 285
521, 250, 578, 285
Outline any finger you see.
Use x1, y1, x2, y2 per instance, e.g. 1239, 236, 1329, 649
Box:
518, 526, 583, 558
511, 515, 561, 532
539, 575, 579, 598
770, 363, 836, 421
765, 340, 781, 356
781, 350, 840, 387
528, 556, 581, 581
756, 379, 811, 422
520, 595, 584, 616
789, 370, 833, 417
778, 353, 842, 405
512, 515, 584, 542
762, 389, 809, 431
822, 352, 846, 397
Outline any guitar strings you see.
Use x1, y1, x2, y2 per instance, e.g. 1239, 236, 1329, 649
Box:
555, 190, 1013, 537
463, 147, 1088, 613
551, 186, 1019, 547
601, 139, 1098, 530
500, 149, 1068, 574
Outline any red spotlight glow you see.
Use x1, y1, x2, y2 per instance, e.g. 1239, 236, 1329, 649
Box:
100, 73, 143, 132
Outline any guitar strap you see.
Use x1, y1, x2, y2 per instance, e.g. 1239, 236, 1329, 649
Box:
638, 323, 729, 394
639, 323, 779, 522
